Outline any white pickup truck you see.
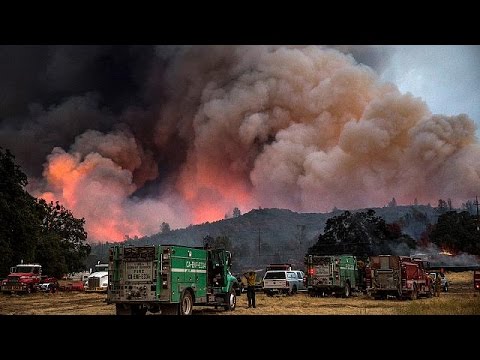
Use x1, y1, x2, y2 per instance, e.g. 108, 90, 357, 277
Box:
262, 270, 304, 296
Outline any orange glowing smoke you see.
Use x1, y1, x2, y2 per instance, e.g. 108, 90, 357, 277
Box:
177, 158, 257, 224
36, 146, 165, 242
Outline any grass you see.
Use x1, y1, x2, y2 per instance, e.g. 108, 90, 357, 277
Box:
396, 294, 480, 315
396, 271, 480, 315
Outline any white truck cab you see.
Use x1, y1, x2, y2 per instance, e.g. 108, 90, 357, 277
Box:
85, 263, 109, 292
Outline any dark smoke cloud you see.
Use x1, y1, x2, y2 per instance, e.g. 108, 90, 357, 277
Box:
0, 45, 156, 177
1, 45, 479, 243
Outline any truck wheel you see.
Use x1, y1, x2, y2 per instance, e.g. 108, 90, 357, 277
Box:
116, 304, 133, 315
224, 289, 236, 311
343, 282, 351, 298
179, 290, 193, 315
410, 285, 418, 300
132, 305, 147, 316
160, 304, 178, 315
426, 287, 433, 298
444, 284, 448, 292
291, 285, 297, 295
26, 286, 32, 294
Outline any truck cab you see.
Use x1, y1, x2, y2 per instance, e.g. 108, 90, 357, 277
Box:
84, 263, 109, 292
1, 263, 42, 294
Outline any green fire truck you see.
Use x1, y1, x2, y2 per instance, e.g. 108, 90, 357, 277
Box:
305, 254, 363, 297
106, 244, 241, 315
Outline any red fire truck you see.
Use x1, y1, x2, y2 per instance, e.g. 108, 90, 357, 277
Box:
474, 269, 480, 291
1, 263, 42, 294
367, 255, 432, 300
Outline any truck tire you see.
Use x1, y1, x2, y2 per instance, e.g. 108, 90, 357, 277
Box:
132, 305, 147, 316
224, 289, 236, 311
179, 290, 193, 315
160, 304, 179, 315
410, 284, 418, 300
444, 283, 448, 292
291, 285, 297, 295
343, 282, 351, 298
116, 303, 133, 315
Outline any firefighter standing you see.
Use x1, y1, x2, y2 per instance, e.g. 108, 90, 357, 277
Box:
244, 271, 256, 308
434, 273, 442, 297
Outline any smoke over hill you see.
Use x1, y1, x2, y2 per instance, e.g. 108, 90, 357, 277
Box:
1, 45, 479, 242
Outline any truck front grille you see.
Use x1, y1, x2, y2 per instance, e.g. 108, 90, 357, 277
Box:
88, 277, 100, 289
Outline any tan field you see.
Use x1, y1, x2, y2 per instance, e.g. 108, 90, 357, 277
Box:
1, 271, 478, 315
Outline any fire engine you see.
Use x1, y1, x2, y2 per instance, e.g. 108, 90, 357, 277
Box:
107, 244, 241, 315
367, 255, 432, 300
474, 269, 480, 291
1, 263, 42, 294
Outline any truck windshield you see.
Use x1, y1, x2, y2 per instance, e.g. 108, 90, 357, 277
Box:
15, 266, 36, 273
95, 265, 108, 272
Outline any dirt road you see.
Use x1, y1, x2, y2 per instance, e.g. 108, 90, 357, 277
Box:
1, 271, 478, 315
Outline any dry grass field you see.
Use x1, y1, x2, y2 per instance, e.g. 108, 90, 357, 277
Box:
1, 271, 478, 315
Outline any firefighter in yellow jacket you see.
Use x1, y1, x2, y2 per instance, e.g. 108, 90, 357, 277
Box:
243, 271, 256, 308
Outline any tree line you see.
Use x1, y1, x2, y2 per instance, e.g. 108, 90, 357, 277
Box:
0, 148, 90, 278
308, 208, 480, 259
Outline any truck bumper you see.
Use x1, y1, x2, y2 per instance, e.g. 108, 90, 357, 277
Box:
85, 287, 107, 292
1, 284, 28, 292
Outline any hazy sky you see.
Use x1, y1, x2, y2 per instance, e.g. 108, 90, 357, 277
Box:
380, 45, 480, 135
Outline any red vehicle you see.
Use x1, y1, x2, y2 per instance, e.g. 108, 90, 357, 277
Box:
474, 270, 480, 291
1, 263, 43, 294
266, 263, 292, 271
367, 255, 432, 300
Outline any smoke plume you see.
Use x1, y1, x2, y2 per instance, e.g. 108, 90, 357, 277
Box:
1, 45, 479, 242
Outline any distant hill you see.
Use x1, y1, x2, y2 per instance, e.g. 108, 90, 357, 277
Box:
89, 205, 439, 272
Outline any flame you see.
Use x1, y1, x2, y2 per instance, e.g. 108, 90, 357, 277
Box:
439, 248, 454, 256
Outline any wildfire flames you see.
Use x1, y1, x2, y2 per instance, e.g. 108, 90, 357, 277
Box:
439, 249, 454, 256
12, 45, 479, 243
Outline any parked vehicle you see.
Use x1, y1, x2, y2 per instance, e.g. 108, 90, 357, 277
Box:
294, 270, 306, 291
107, 244, 240, 315
305, 255, 361, 297
262, 270, 303, 296
1, 263, 58, 294
84, 262, 108, 292
474, 269, 480, 291
1, 263, 43, 294
266, 263, 292, 271
367, 255, 432, 300
36, 277, 59, 293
